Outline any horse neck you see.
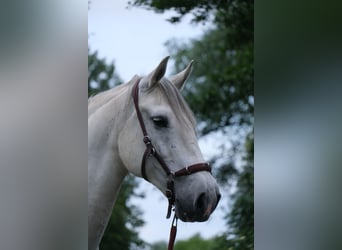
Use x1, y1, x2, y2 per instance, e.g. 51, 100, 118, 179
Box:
88, 79, 135, 249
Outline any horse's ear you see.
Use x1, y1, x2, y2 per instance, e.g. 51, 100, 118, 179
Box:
169, 60, 193, 90
148, 56, 170, 89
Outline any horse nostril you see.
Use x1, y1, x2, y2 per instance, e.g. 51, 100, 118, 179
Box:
195, 193, 206, 210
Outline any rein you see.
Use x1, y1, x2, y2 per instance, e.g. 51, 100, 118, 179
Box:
131, 78, 212, 250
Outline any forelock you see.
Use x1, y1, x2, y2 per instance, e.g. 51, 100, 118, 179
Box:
158, 78, 196, 128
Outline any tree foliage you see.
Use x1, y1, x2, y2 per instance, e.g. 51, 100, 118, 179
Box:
214, 135, 254, 250
130, 0, 254, 249
129, 0, 253, 26
149, 241, 167, 250
88, 49, 145, 249
150, 234, 222, 250
88, 50, 121, 97
166, 32, 253, 135
161, 0, 254, 135
100, 176, 145, 250
174, 234, 218, 250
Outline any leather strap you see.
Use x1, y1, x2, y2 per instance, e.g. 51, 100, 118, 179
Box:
175, 163, 211, 177
168, 214, 178, 250
132, 78, 148, 137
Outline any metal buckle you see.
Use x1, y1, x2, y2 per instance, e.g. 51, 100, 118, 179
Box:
143, 135, 151, 145
165, 188, 172, 199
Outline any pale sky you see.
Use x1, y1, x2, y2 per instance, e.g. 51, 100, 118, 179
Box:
88, 0, 209, 80
88, 0, 227, 243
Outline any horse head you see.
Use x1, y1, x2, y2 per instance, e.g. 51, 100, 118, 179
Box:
118, 57, 220, 222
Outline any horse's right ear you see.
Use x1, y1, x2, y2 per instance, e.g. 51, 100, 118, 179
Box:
147, 56, 170, 89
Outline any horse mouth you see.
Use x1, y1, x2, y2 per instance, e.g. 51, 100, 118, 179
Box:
176, 209, 211, 222
175, 203, 213, 222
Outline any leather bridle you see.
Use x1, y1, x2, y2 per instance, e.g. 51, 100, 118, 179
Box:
131, 78, 212, 250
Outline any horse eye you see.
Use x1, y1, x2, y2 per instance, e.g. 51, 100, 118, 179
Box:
151, 116, 168, 128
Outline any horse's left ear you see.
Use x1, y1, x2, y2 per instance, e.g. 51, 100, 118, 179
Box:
148, 56, 170, 89
169, 60, 194, 90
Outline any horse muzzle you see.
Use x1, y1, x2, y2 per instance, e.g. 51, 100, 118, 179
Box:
175, 190, 221, 222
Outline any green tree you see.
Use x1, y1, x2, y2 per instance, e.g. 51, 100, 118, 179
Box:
212, 135, 254, 250
88, 50, 121, 97
225, 135, 253, 250
150, 241, 167, 250
100, 176, 145, 250
130, 1, 254, 249
174, 234, 217, 250
150, 234, 222, 250
88, 49, 145, 249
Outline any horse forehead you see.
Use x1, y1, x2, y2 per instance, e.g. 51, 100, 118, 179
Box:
141, 94, 171, 112
141, 90, 175, 113
143, 90, 167, 105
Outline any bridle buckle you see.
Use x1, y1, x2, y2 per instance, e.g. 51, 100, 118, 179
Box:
148, 146, 156, 157
143, 135, 151, 145
165, 188, 172, 199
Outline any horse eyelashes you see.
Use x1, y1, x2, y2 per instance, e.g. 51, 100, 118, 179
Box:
151, 116, 169, 128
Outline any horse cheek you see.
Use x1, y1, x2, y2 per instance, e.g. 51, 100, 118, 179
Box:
118, 122, 142, 176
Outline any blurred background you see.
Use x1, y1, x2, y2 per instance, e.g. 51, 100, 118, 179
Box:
88, 0, 253, 249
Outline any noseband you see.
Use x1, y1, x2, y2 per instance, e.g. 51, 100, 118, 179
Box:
131, 78, 212, 249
